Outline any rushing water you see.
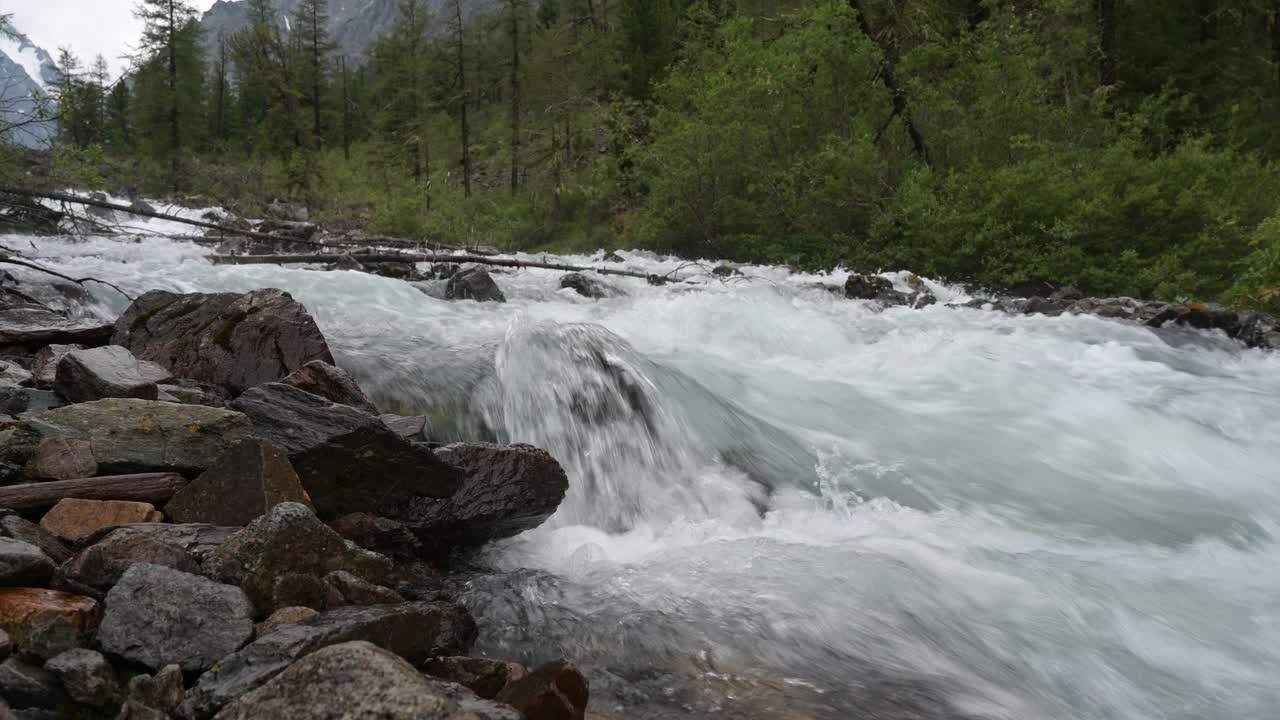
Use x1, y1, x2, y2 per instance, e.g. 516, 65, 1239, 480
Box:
7, 211, 1280, 720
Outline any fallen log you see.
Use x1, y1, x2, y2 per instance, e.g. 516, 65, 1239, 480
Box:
0, 472, 188, 511
209, 252, 675, 282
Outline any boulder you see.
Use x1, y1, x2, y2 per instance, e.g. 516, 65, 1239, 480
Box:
329, 513, 421, 560
0, 426, 41, 485
601, 251, 624, 263
0, 628, 9, 661
230, 385, 463, 519
45, 648, 119, 706
323, 571, 404, 606
254, 606, 319, 638
23, 438, 96, 481
908, 290, 937, 308
0, 538, 54, 586
447, 269, 507, 303
39, 499, 163, 542
270, 572, 343, 612
0, 361, 31, 387
429, 263, 461, 280
0, 389, 64, 419
1238, 311, 1280, 350
157, 381, 227, 408
0, 657, 64, 709
52, 528, 200, 600
412, 444, 568, 546
496, 660, 590, 720
110, 289, 334, 394
844, 274, 894, 300
560, 274, 610, 299
76, 523, 237, 567
711, 264, 742, 278
426, 656, 528, 700
0, 588, 100, 659
281, 361, 378, 414
210, 641, 519, 720
165, 440, 310, 527
0, 515, 72, 564
380, 414, 429, 442
54, 345, 171, 403
0, 306, 113, 348
125, 663, 185, 714
98, 563, 255, 673
27, 399, 254, 474
206, 503, 393, 615
180, 602, 477, 719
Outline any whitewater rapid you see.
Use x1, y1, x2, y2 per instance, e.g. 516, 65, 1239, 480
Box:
7, 219, 1280, 720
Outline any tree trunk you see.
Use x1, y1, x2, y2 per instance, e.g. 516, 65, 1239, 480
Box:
1099, 0, 1118, 88
847, 0, 931, 166
455, 0, 473, 197
510, 0, 522, 195
0, 474, 187, 512
1272, 2, 1280, 94
312, 13, 322, 141
168, 0, 180, 189
340, 55, 351, 161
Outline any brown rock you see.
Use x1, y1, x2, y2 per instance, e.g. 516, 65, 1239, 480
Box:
39, 498, 163, 542
329, 512, 421, 559
52, 528, 200, 600
24, 437, 97, 481
323, 571, 403, 606
496, 660, 589, 720
255, 606, 319, 638
282, 361, 379, 414
270, 572, 344, 612
125, 664, 185, 714
30, 344, 83, 387
0, 628, 10, 661
165, 440, 311, 526
0, 587, 99, 654
426, 656, 529, 700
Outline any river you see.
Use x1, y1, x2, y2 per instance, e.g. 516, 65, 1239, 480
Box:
7, 213, 1280, 720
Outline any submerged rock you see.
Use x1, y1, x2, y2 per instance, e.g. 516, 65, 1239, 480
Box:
560, 273, 612, 299
447, 268, 507, 303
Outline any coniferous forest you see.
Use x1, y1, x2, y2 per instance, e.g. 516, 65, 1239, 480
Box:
6, 0, 1280, 307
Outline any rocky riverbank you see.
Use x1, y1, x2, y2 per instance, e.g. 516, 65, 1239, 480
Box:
0, 285, 586, 719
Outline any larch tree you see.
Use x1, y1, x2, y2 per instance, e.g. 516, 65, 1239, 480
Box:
292, 0, 338, 145
447, 0, 473, 197
133, 0, 201, 185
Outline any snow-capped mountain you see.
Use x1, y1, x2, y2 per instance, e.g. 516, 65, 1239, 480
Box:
0, 27, 60, 147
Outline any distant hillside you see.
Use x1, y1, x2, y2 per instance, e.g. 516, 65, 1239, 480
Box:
0, 27, 59, 147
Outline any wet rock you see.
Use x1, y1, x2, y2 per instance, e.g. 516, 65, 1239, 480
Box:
23, 438, 96, 481
270, 572, 343, 612
27, 399, 254, 475
426, 656, 528, 700
1238, 311, 1280, 350
98, 563, 255, 673
367, 262, 420, 280
0, 657, 64, 709
264, 201, 308, 223
413, 443, 568, 546
447, 268, 507, 303
0, 588, 100, 659
281, 361, 378, 414
844, 274, 894, 300
0, 628, 9, 661
429, 263, 461, 280
52, 528, 200, 600
601, 251, 624, 263
0, 361, 31, 387
157, 380, 227, 408
210, 641, 518, 720
180, 602, 477, 719
496, 660, 589, 720
129, 200, 157, 216
45, 648, 119, 706
207, 503, 393, 615
1172, 304, 1242, 335
165, 440, 310, 527
0, 306, 113, 349
560, 273, 611, 299
1022, 296, 1070, 317
711, 264, 742, 278
0, 538, 54, 586
907, 290, 937, 308
380, 414, 429, 442
0, 515, 71, 564
39, 499, 163, 543
111, 288, 335, 394
323, 571, 403, 606
330, 513, 421, 560
125, 663, 184, 714
230, 385, 463, 519
254, 606, 318, 638
76, 523, 237, 567
54, 345, 171, 403
0, 389, 63, 419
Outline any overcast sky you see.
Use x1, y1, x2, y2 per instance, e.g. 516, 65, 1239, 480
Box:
7, 0, 220, 76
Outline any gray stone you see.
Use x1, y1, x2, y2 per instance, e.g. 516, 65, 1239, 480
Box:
323, 571, 403, 606
0, 538, 54, 586
156, 382, 226, 408
0, 306, 113, 348
165, 440, 311, 527
0, 515, 70, 565
54, 345, 171, 403
98, 564, 255, 673
270, 572, 343, 612
53, 528, 200, 600
0, 657, 64, 709
845, 274, 895, 300
125, 664, 184, 714
560, 273, 612, 299
27, 399, 254, 474
329, 513, 421, 560
447, 268, 506, 303
76, 523, 239, 567
207, 503, 392, 615
0, 629, 10, 661
380, 414, 428, 442
230, 385, 463, 519
23, 437, 96, 481
0, 388, 64, 418
281, 361, 379, 414
111, 288, 334, 394
45, 648, 119, 706
254, 606, 319, 638
210, 641, 519, 720
180, 602, 478, 719
0, 361, 31, 387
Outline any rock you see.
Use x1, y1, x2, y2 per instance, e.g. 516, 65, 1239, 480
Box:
129, 200, 157, 216
429, 263, 461, 280
844, 274, 895, 300
45, 648, 118, 706
254, 606, 318, 638
125, 664, 184, 714
210, 641, 519, 720
329, 513, 421, 560
165, 440, 310, 527
0, 389, 64, 419
1238, 311, 1280, 350
328, 253, 364, 272
27, 399, 254, 474
447, 269, 507, 303
711, 264, 742, 278
111, 289, 335, 394
264, 201, 308, 223
0, 588, 100, 660
0, 628, 9, 661
230, 385, 463, 519
1022, 296, 1070, 317
907, 290, 937, 308
270, 572, 343, 612
280, 361, 378, 414
323, 571, 403, 606
52, 528, 200, 600
496, 660, 589, 720
258, 219, 318, 241
1173, 304, 1242, 334
54, 345, 171, 403
414, 443, 569, 546
380, 414, 428, 442
180, 602, 478, 719
367, 262, 419, 280
23, 438, 96, 481
206, 503, 393, 615
560, 274, 610, 299
426, 656, 528, 700
0, 361, 31, 387
157, 381, 227, 408
0, 538, 54, 586
77, 523, 237, 567
39, 499, 163, 543
0, 306, 113, 348
1050, 286, 1085, 302
98, 563, 255, 672
0, 657, 64, 709
0, 515, 71, 564
601, 251, 624, 263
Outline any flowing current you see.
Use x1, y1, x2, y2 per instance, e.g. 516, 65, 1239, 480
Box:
9, 212, 1280, 720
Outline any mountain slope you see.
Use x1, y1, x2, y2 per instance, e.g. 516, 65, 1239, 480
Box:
0, 28, 59, 147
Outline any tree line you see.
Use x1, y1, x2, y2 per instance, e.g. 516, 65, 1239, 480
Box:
10, 0, 1280, 308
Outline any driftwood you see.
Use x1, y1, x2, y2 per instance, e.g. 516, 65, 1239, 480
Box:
210, 252, 675, 281
0, 472, 187, 511
0, 256, 134, 300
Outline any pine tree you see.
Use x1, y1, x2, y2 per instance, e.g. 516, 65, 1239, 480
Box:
292, 0, 338, 145
447, 0, 472, 197
133, 0, 203, 185
369, 0, 433, 187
